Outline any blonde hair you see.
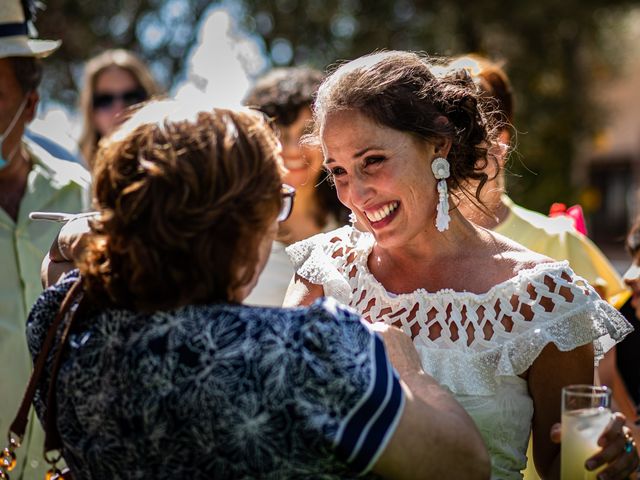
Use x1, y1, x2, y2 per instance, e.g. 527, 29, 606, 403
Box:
78, 49, 161, 168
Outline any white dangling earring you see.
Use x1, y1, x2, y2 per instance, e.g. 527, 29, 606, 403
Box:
431, 157, 451, 232
349, 211, 358, 226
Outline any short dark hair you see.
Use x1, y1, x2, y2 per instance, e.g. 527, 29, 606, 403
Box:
244, 67, 324, 126
8, 56, 43, 93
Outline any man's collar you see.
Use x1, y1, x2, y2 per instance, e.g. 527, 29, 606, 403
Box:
23, 138, 90, 190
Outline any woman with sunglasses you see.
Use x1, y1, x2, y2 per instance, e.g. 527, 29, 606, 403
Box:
78, 49, 161, 169
24, 100, 490, 479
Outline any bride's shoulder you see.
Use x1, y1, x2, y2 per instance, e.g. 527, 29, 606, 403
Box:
486, 228, 556, 271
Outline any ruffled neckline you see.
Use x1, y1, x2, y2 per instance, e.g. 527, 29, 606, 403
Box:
350, 228, 572, 304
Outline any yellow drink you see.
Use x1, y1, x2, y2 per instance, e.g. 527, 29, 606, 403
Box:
561, 407, 611, 480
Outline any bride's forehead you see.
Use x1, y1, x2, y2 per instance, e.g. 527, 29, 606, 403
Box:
322, 113, 402, 146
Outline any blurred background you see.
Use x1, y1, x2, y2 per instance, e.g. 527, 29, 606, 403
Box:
30, 0, 640, 266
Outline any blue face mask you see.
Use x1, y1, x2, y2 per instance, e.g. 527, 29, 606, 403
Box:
0, 96, 29, 169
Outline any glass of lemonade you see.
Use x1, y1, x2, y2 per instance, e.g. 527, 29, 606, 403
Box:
561, 385, 612, 480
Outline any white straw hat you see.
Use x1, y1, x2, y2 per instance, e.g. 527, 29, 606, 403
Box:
0, 0, 61, 59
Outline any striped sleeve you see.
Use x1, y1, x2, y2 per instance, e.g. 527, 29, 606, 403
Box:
298, 298, 405, 476
334, 333, 405, 474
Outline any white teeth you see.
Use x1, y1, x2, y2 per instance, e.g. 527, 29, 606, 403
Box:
285, 159, 307, 170
365, 201, 399, 223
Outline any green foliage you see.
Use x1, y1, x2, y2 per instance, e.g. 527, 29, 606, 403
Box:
240, 0, 639, 212
34, 0, 640, 212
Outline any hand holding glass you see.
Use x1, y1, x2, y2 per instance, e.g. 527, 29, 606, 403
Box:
561, 385, 611, 480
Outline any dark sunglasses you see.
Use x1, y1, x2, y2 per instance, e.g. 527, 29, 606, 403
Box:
278, 184, 296, 222
93, 89, 148, 110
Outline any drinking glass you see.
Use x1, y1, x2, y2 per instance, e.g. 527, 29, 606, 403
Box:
561, 385, 612, 480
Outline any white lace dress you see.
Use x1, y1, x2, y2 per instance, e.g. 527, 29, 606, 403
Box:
287, 226, 633, 479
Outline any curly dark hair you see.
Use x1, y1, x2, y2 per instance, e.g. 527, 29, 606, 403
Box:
244, 67, 324, 126
448, 54, 514, 132
78, 101, 284, 311
245, 67, 350, 227
312, 51, 500, 201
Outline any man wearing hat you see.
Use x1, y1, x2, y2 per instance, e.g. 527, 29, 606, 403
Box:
0, 1, 89, 478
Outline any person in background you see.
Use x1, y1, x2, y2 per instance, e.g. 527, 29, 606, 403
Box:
599, 220, 640, 447
29, 99, 491, 479
284, 50, 636, 479
451, 53, 637, 476
78, 48, 161, 169
619, 220, 640, 405
243, 67, 349, 306
0, 1, 90, 478
452, 54, 627, 306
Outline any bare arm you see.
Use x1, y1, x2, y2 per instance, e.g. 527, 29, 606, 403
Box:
41, 217, 92, 288
371, 324, 491, 480
283, 273, 325, 307
529, 342, 594, 479
531, 343, 639, 479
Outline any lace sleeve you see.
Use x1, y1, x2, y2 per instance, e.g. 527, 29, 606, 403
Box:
286, 226, 355, 305
413, 264, 633, 395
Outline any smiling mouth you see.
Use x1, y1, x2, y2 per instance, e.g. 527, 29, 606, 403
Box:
284, 158, 309, 170
364, 201, 399, 223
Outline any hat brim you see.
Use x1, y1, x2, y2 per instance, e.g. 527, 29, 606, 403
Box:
0, 37, 61, 59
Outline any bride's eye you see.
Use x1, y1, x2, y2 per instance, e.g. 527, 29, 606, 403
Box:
330, 166, 346, 176
364, 156, 385, 167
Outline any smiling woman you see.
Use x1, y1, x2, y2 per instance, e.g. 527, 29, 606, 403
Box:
284, 50, 637, 480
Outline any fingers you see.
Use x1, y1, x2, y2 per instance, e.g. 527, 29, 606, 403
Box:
369, 323, 423, 376
592, 440, 639, 480
599, 441, 639, 480
49, 232, 71, 262
549, 423, 561, 444
598, 414, 626, 448
49, 216, 92, 263
586, 428, 625, 470
586, 414, 640, 479
42, 254, 75, 288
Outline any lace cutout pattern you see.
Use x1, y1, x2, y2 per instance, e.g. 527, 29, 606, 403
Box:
287, 226, 633, 395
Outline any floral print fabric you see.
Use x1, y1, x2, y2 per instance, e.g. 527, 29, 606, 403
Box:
26, 270, 404, 479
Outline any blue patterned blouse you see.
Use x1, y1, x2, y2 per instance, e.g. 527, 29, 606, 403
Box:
26, 271, 404, 479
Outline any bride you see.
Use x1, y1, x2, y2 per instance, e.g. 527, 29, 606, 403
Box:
285, 50, 637, 479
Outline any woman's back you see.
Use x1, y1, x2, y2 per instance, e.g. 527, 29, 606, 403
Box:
28, 271, 404, 479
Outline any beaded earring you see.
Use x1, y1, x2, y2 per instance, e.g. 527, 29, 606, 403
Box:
431, 157, 451, 232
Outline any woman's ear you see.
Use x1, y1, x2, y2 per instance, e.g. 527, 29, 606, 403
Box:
432, 135, 452, 159
432, 116, 453, 158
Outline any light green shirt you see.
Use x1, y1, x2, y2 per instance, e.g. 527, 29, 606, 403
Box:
0, 140, 89, 479
494, 195, 626, 304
